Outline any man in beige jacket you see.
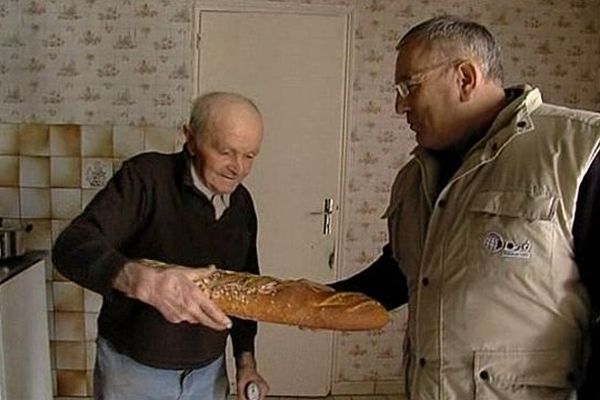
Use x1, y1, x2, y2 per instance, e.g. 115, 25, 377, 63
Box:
333, 15, 600, 400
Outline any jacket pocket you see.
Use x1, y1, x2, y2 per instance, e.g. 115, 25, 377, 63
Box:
473, 349, 577, 400
469, 190, 557, 221
465, 190, 557, 276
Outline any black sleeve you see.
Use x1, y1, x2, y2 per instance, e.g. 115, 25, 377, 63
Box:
573, 151, 600, 399
330, 243, 408, 310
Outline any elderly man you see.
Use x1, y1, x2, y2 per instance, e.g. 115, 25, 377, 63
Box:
333, 15, 600, 399
53, 92, 269, 400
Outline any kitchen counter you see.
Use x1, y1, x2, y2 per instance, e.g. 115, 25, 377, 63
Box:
0, 251, 52, 400
0, 250, 47, 285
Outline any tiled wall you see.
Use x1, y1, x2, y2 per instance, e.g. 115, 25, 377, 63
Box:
0, 0, 599, 398
0, 123, 179, 396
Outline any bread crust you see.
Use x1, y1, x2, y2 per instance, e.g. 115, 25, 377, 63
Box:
140, 259, 389, 331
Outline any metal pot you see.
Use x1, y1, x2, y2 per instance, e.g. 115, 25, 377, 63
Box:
0, 219, 33, 259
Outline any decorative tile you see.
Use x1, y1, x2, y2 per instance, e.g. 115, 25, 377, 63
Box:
81, 125, 113, 157
20, 187, 51, 218
81, 158, 113, 189
51, 188, 82, 219
50, 125, 81, 156
53, 281, 84, 312
0, 155, 19, 186
19, 155, 50, 187
0, 124, 19, 155
19, 124, 50, 156
51, 157, 82, 188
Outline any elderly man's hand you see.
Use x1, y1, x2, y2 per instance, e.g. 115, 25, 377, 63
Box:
114, 261, 232, 330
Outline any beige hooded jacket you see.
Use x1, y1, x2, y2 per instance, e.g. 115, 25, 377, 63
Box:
385, 87, 600, 400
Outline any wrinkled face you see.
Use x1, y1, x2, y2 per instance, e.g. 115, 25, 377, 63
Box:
186, 102, 263, 194
394, 41, 463, 150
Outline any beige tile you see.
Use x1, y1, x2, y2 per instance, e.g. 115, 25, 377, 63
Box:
86, 341, 96, 370
83, 289, 102, 312
53, 264, 70, 281
0, 123, 19, 155
20, 187, 51, 218
49, 340, 57, 368
86, 369, 94, 396
0, 155, 19, 186
55, 341, 86, 370
51, 218, 71, 242
46, 282, 54, 311
56, 369, 88, 396
113, 125, 144, 158
81, 125, 113, 157
84, 312, 98, 341
51, 188, 82, 219
19, 155, 50, 187
53, 281, 84, 312
0, 187, 20, 217
113, 158, 124, 172
48, 311, 55, 341
81, 158, 113, 189
19, 123, 50, 156
51, 157, 81, 187
81, 188, 101, 210
22, 218, 51, 250
50, 125, 81, 156
45, 256, 55, 280
144, 126, 176, 153
54, 311, 85, 341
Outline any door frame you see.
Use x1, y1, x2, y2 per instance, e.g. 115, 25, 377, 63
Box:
192, 0, 357, 393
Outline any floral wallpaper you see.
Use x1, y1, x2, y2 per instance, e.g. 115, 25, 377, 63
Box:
0, 0, 599, 398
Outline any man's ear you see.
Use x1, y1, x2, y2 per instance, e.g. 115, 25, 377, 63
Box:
182, 124, 195, 155
457, 60, 479, 102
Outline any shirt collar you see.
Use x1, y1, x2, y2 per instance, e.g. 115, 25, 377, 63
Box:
190, 164, 231, 207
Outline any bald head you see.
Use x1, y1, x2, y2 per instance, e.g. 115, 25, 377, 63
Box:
188, 92, 262, 144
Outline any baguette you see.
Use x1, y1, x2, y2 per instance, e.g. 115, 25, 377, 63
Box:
140, 259, 389, 331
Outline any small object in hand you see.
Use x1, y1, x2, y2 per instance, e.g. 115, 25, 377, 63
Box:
245, 381, 260, 400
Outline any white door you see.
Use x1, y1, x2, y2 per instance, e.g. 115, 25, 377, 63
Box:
194, 2, 353, 396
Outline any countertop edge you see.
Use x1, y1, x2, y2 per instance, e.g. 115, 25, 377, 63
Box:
0, 250, 48, 285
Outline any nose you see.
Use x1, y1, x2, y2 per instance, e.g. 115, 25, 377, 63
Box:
228, 155, 245, 176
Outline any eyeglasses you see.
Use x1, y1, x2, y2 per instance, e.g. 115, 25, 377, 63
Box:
393, 59, 463, 99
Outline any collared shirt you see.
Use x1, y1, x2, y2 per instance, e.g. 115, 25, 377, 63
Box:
190, 164, 230, 220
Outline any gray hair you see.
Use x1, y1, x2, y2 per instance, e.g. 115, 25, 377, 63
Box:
396, 15, 504, 84
188, 92, 261, 141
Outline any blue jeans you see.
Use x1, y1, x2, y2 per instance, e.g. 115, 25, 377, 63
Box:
94, 336, 229, 400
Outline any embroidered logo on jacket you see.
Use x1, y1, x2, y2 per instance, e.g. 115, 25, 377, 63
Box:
483, 232, 531, 259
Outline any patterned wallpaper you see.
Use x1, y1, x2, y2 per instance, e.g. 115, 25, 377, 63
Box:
0, 0, 599, 398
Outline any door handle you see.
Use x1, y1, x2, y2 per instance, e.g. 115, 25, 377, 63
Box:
310, 198, 334, 235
